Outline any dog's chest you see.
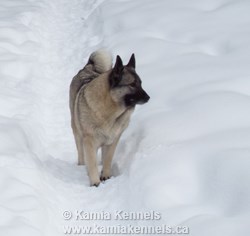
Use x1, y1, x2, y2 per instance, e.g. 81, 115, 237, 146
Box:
97, 108, 134, 145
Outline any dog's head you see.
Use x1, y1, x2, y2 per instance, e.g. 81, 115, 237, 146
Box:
109, 54, 150, 107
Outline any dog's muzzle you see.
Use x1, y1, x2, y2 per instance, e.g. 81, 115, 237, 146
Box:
136, 89, 150, 104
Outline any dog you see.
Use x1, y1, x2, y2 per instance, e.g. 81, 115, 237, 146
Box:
69, 49, 150, 186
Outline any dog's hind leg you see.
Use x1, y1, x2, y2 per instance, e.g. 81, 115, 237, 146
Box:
75, 132, 85, 165
71, 119, 85, 165
83, 137, 100, 186
100, 135, 121, 181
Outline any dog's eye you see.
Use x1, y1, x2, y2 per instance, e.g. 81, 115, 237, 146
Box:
129, 82, 136, 88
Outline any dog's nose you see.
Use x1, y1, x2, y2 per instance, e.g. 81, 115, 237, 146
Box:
144, 93, 150, 103
141, 90, 150, 103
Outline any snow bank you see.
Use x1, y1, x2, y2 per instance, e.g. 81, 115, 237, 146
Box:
1, 0, 250, 235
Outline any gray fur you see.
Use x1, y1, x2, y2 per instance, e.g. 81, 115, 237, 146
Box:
69, 50, 149, 186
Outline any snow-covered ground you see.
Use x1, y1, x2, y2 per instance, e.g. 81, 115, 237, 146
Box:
1, 0, 250, 235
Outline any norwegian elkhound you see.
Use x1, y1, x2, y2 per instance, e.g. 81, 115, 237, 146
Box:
69, 49, 150, 186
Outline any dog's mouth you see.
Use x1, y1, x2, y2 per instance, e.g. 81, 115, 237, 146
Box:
136, 94, 150, 104
124, 93, 150, 107
134, 91, 150, 105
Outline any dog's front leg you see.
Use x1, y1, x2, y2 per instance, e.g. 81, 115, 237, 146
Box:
83, 137, 100, 186
101, 135, 121, 181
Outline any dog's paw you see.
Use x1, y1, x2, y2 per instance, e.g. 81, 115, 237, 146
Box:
100, 174, 111, 182
91, 181, 100, 187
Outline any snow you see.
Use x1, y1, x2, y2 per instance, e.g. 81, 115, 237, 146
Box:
1, 0, 250, 235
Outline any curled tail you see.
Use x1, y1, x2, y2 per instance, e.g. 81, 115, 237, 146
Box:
88, 49, 112, 73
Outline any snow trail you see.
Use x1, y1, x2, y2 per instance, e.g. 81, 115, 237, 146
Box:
30, 0, 105, 159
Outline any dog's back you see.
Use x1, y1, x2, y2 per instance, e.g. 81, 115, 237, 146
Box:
69, 49, 112, 116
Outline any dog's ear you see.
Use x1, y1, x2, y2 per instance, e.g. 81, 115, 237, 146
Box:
114, 55, 123, 73
126, 53, 135, 69
110, 55, 124, 87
